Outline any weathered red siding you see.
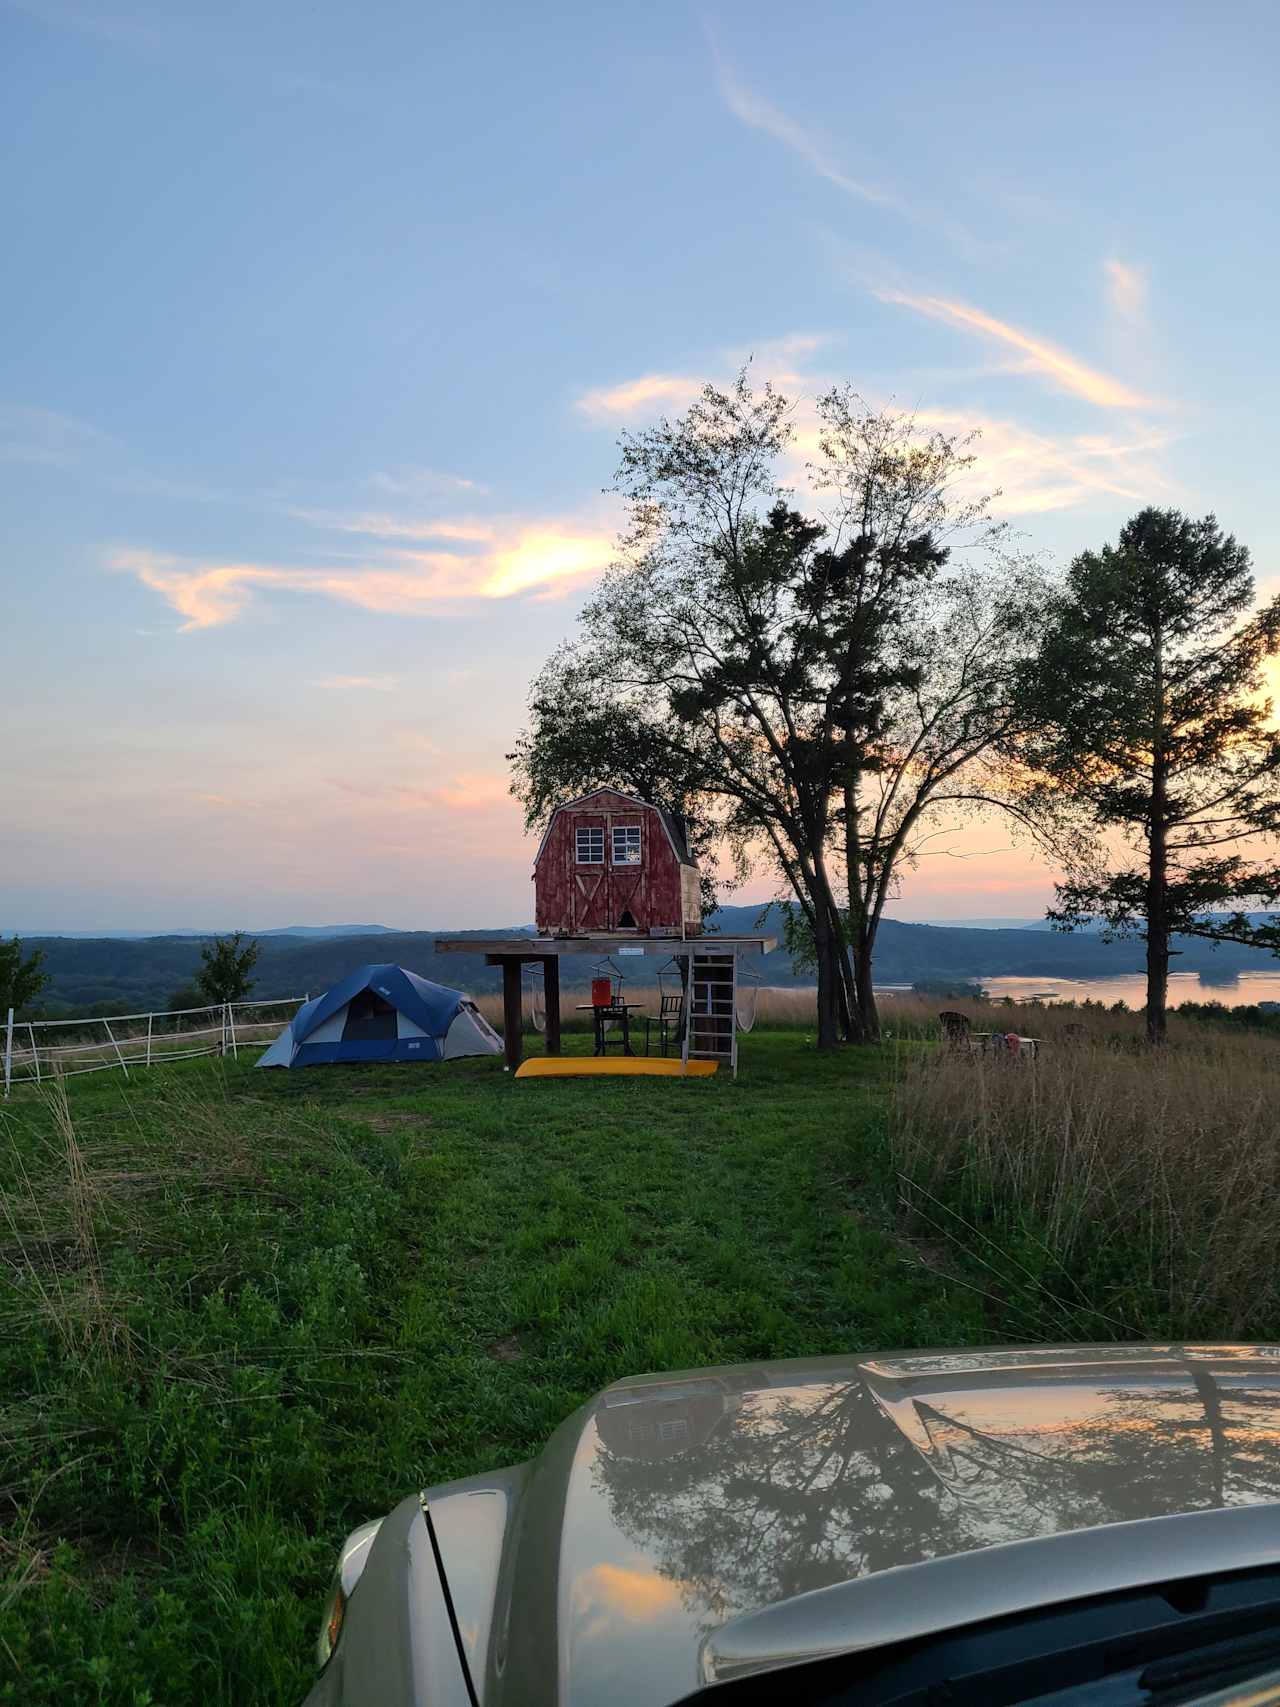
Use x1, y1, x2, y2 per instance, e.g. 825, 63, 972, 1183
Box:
534, 788, 700, 936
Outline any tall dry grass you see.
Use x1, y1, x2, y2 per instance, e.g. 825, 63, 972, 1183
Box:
891, 1009, 1280, 1341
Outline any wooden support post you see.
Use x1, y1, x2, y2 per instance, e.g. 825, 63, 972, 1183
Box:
542, 956, 561, 1056
501, 958, 523, 1072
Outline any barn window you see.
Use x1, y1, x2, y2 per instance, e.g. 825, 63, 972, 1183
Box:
612, 825, 642, 864
576, 827, 604, 863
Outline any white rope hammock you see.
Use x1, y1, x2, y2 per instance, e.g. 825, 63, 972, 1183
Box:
736, 965, 762, 1033
525, 965, 546, 1033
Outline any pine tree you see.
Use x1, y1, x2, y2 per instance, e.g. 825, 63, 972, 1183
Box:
1025, 508, 1280, 1044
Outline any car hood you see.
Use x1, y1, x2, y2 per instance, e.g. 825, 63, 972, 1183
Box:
429, 1344, 1280, 1707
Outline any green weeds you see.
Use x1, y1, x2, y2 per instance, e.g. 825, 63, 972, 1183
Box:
1, 1034, 986, 1706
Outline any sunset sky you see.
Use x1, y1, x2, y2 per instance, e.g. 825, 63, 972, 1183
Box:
3, 0, 1277, 931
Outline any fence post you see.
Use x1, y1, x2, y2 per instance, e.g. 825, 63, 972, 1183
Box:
3, 1007, 12, 1100
101, 1016, 130, 1078
28, 1022, 40, 1085
146, 1012, 153, 1068
227, 1001, 239, 1060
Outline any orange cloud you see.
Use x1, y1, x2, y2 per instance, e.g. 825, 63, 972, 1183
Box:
876, 289, 1153, 409
112, 518, 617, 630
575, 374, 705, 421
425, 773, 513, 812
577, 332, 835, 425
571, 1561, 686, 1630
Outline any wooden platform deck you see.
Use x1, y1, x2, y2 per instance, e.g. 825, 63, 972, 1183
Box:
433, 935, 775, 1070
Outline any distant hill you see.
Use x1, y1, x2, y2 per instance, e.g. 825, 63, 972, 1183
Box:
4, 923, 398, 941
18, 902, 1280, 1013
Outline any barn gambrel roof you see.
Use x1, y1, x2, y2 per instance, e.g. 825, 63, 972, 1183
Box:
532, 788, 697, 869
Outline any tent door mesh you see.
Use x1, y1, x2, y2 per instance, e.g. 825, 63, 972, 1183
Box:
341, 990, 398, 1041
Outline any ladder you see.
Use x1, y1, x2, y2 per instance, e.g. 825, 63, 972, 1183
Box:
682, 948, 738, 1077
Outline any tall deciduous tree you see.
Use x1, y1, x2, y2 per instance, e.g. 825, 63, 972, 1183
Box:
1023, 507, 1280, 1045
512, 375, 1041, 1045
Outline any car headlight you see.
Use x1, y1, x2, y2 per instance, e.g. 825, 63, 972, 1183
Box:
315, 1518, 383, 1672
316, 1579, 347, 1671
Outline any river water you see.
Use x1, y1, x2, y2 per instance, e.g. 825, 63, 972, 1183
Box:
878, 971, 1280, 1009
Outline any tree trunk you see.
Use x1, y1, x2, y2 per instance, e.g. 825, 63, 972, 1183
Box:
812, 910, 842, 1050
852, 934, 881, 1043
1146, 817, 1170, 1045
1146, 629, 1170, 1046
815, 872, 861, 1044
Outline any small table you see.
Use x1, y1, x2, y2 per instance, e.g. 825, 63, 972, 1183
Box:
577, 1003, 646, 1057
969, 1032, 1040, 1058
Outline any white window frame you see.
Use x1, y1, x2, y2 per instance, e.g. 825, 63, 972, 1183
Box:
576, 826, 604, 864
612, 825, 642, 865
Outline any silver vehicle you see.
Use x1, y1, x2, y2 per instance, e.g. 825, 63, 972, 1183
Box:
304, 1344, 1280, 1706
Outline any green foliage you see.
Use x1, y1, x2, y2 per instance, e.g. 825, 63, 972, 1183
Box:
196, 933, 261, 1005
512, 374, 1044, 1046
1023, 507, 1280, 1040
0, 1036, 991, 1705
0, 934, 47, 1017
167, 985, 207, 1013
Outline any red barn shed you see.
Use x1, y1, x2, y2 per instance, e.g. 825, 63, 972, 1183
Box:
533, 788, 702, 937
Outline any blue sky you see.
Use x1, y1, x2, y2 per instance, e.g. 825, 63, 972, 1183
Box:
3, 0, 1277, 930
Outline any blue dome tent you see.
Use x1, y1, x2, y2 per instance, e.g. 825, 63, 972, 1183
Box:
256, 964, 501, 1068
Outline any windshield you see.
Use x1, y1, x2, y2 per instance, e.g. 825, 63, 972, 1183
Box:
680, 1563, 1280, 1707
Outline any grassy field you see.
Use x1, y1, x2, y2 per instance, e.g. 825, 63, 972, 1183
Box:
1, 1028, 992, 1707
891, 995, 1280, 1343
9, 997, 1279, 1705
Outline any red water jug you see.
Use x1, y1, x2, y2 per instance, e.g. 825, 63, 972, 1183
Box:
591, 977, 613, 1007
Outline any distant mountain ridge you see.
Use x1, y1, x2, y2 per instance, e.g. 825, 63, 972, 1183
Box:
18, 903, 1280, 1012
4, 924, 398, 941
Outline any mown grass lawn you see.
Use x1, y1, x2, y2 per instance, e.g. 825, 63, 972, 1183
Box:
1, 1031, 990, 1706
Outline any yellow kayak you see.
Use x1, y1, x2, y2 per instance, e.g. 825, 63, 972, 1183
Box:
514, 1057, 718, 1079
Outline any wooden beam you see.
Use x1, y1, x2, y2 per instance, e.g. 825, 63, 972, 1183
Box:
438, 936, 775, 957
542, 955, 561, 1056
501, 959, 523, 1072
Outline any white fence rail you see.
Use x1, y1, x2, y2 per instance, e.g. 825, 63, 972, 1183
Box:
2, 994, 308, 1097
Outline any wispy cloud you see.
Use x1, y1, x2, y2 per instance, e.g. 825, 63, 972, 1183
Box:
576, 332, 834, 422
714, 61, 895, 208
0, 403, 116, 467
367, 466, 485, 498
874, 289, 1154, 409
327, 772, 516, 815
311, 674, 400, 692
287, 507, 495, 543
112, 517, 617, 630
1104, 258, 1148, 322
912, 408, 1176, 515
575, 374, 706, 421
426, 773, 513, 812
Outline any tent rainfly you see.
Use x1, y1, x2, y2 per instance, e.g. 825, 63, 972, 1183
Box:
257, 964, 501, 1068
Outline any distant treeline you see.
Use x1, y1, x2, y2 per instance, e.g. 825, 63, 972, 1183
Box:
18, 903, 1280, 1016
